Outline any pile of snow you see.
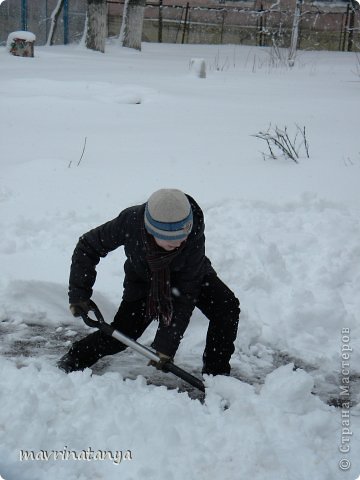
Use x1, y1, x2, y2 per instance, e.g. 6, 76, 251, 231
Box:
0, 360, 345, 480
0, 42, 360, 479
6, 30, 36, 50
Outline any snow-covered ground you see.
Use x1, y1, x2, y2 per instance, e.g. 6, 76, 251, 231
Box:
0, 41, 360, 480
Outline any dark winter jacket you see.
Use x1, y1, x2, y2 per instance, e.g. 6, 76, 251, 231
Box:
68, 195, 214, 356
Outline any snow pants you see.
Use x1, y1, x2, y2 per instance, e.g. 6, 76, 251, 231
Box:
66, 272, 240, 375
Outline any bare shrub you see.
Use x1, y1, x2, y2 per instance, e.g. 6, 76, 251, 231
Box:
253, 124, 310, 163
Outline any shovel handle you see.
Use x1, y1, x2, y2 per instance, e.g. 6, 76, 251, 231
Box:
79, 301, 205, 393
80, 301, 114, 337
163, 362, 205, 392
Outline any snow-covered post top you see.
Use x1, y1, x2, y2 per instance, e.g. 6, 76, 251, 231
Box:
189, 58, 207, 79
7, 31, 36, 58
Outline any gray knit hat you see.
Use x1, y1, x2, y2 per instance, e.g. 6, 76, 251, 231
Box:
144, 189, 193, 241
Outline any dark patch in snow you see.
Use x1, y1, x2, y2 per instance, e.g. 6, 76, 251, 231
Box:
0, 319, 85, 360
1, 319, 359, 406
234, 347, 360, 408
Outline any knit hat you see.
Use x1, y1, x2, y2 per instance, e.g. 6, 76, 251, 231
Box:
144, 189, 193, 241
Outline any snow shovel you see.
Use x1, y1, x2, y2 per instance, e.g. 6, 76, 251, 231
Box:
80, 303, 205, 393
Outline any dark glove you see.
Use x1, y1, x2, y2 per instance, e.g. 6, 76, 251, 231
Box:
148, 352, 173, 371
69, 300, 94, 318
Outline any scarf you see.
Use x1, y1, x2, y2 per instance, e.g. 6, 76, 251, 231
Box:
142, 228, 185, 326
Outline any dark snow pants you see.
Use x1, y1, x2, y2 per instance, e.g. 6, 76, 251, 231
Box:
66, 272, 240, 375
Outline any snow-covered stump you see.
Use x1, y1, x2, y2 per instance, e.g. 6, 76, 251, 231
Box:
189, 58, 207, 79
7, 31, 36, 57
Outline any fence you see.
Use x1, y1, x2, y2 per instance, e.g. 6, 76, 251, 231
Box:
1, 0, 359, 51
108, 0, 360, 52
0, 0, 86, 46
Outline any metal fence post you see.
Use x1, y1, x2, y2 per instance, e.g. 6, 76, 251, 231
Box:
21, 0, 28, 31
63, 0, 69, 44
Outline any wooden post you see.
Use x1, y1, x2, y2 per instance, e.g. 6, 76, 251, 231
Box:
341, 4, 350, 51
175, 7, 185, 43
347, 0, 356, 52
158, 0, 163, 43
181, 2, 189, 44
258, 4, 264, 47
220, 10, 226, 44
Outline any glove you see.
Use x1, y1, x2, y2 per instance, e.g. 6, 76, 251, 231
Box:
148, 352, 173, 371
69, 300, 93, 318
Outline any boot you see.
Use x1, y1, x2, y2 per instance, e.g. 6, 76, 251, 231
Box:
57, 352, 84, 373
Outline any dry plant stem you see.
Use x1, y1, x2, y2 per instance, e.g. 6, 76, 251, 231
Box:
77, 137, 88, 166
301, 125, 310, 158
276, 127, 299, 160
253, 124, 309, 163
68, 137, 88, 168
